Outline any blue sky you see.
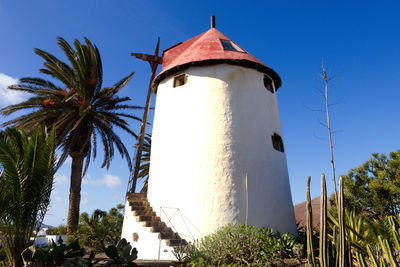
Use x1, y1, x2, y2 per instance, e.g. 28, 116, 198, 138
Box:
0, 0, 399, 226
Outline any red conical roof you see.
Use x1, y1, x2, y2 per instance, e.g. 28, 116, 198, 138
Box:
153, 28, 281, 90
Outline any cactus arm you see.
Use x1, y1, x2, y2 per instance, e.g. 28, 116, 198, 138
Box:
388, 216, 400, 251
338, 176, 346, 267
319, 174, 327, 267
306, 176, 316, 267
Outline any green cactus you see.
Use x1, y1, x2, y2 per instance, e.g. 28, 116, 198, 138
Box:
306, 176, 316, 267
319, 174, 328, 267
306, 174, 400, 266
337, 176, 347, 267
105, 238, 138, 266
388, 215, 400, 252
28, 238, 87, 266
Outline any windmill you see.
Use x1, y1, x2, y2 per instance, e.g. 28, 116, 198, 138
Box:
122, 17, 296, 260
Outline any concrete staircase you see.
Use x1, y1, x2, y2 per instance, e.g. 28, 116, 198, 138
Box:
126, 193, 187, 247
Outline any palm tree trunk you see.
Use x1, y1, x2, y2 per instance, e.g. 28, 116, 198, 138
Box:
67, 152, 85, 236
11, 245, 24, 267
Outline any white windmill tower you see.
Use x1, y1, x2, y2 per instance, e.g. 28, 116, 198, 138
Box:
122, 18, 297, 260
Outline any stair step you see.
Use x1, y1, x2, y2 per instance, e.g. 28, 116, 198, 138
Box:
126, 193, 147, 200
142, 221, 166, 227
136, 215, 154, 222
133, 210, 156, 216
130, 205, 151, 211
158, 232, 179, 240
128, 198, 149, 203
150, 226, 170, 233
165, 239, 188, 247
129, 201, 149, 207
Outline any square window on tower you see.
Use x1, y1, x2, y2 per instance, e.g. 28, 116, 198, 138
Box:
264, 75, 274, 93
220, 39, 244, 52
173, 73, 188, 87
271, 133, 284, 152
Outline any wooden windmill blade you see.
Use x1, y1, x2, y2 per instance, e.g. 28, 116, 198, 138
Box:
126, 37, 162, 195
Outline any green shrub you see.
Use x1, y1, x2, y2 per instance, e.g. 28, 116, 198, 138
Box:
174, 223, 297, 266
78, 204, 124, 252
46, 225, 67, 235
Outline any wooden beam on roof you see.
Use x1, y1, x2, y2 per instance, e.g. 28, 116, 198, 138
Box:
130, 53, 163, 65
127, 37, 161, 194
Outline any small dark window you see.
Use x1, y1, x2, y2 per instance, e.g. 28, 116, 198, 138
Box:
220, 39, 244, 52
173, 73, 187, 87
264, 75, 274, 93
271, 133, 284, 152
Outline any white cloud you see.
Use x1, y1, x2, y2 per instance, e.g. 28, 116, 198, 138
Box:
52, 190, 68, 203
0, 73, 25, 106
54, 173, 68, 185
55, 196, 67, 202
104, 174, 122, 187
83, 173, 122, 188
81, 191, 88, 205
82, 174, 98, 186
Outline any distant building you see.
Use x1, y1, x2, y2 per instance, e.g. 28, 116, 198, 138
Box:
294, 196, 332, 231
32, 232, 66, 247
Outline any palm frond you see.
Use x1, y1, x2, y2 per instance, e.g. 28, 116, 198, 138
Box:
1, 37, 141, 234
0, 127, 56, 266
19, 77, 58, 89
110, 72, 135, 93
34, 48, 74, 87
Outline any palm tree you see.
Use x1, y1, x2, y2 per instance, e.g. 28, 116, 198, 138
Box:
0, 126, 56, 267
137, 133, 151, 193
1, 37, 141, 235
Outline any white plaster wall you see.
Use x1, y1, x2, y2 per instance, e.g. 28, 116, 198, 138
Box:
147, 64, 297, 244
121, 200, 176, 260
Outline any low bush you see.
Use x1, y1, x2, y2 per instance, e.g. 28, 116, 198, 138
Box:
173, 223, 297, 266
0, 246, 7, 266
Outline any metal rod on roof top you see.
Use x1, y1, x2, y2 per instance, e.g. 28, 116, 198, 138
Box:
211, 15, 215, 28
